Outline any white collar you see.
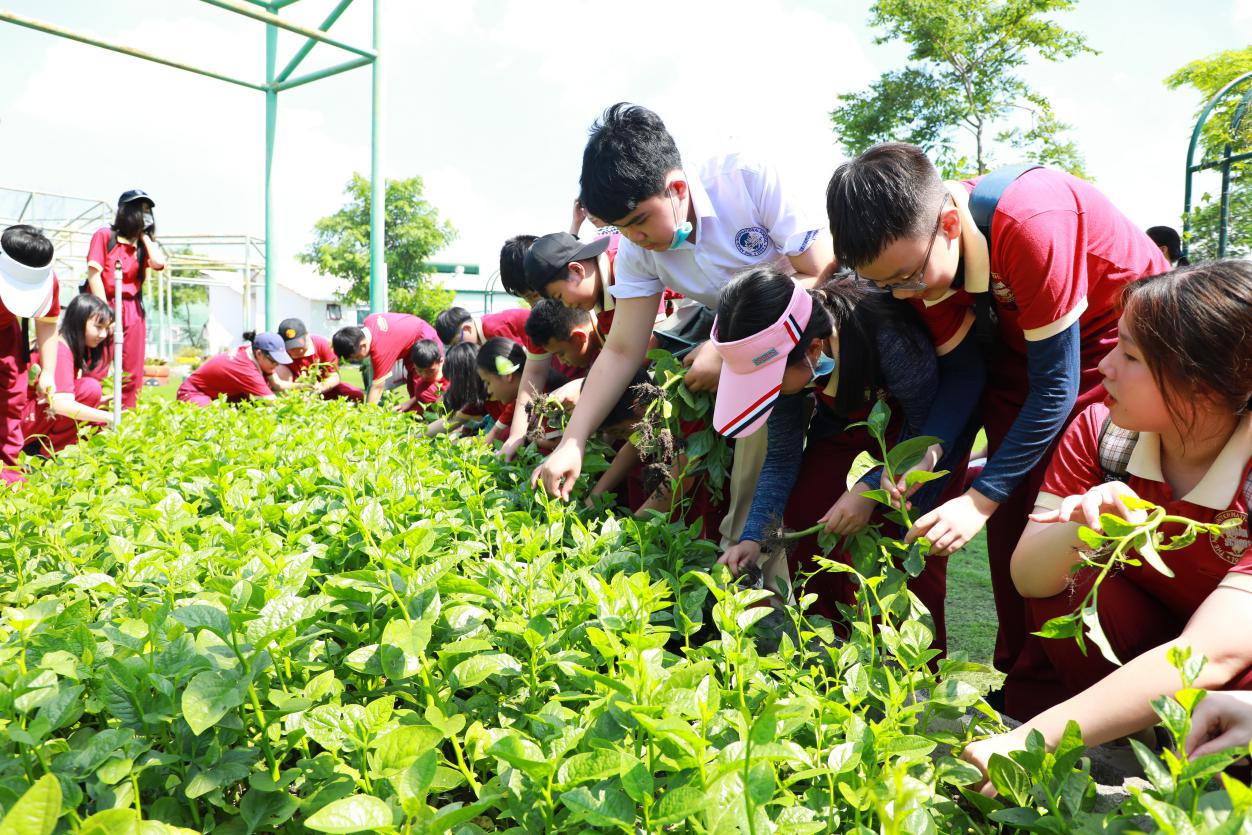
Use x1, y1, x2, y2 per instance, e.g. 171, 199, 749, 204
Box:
1128, 412, 1252, 509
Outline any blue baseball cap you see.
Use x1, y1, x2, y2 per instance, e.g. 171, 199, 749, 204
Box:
118, 189, 154, 207
251, 332, 294, 364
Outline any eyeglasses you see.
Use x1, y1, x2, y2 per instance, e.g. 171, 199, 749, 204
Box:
857, 195, 949, 292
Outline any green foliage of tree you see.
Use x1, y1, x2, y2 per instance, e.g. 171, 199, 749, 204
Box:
300, 174, 458, 323
1167, 48, 1252, 259
831, 0, 1096, 178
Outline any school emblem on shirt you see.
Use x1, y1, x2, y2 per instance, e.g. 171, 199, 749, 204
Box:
1211, 510, 1250, 565
990, 273, 1018, 309
735, 226, 771, 257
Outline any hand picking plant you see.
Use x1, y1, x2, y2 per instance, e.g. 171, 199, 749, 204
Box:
1034, 496, 1240, 665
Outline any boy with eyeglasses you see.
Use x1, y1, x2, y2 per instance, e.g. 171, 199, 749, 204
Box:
825, 141, 1167, 718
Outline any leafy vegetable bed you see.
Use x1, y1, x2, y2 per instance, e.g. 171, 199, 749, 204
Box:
0, 398, 1244, 833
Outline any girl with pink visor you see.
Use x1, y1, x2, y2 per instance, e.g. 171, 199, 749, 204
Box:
710, 267, 957, 648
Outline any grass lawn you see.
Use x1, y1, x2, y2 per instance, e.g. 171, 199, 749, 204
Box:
946, 530, 996, 664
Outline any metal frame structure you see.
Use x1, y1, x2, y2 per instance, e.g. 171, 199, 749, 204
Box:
1183, 70, 1252, 259
0, 0, 386, 328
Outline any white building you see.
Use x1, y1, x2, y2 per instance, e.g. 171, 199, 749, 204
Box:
204, 263, 350, 354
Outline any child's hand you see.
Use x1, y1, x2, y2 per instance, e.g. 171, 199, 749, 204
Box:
718, 540, 762, 576
682, 340, 722, 392
1186, 691, 1252, 758
960, 728, 1029, 798
882, 443, 943, 508
1029, 482, 1146, 530
819, 489, 875, 535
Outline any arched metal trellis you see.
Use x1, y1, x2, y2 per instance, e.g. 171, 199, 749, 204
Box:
1183, 70, 1252, 259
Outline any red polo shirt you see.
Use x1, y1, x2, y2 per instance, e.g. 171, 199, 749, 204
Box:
364, 313, 439, 381
87, 228, 163, 299
284, 334, 340, 382
1037, 403, 1252, 617
179, 347, 273, 403
910, 170, 1168, 356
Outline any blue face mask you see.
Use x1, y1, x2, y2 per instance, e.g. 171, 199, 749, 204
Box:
806, 352, 836, 386
667, 189, 693, 250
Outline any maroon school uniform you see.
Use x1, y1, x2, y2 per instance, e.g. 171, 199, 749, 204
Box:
283, 334, 363, 401
908, 170, 1169, 716
364, 313, 439, 400
0, 275, 60, 484
486, 308, 578, 381
1024, 403, 1252, 704
85, 228, 164, 410
22, 341, 104, 454
177, 347, 273, 405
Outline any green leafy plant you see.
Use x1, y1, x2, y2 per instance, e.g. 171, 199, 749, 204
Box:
1034, 495, 1238, 664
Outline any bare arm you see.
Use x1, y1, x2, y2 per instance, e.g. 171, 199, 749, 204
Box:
501, 353, 553, 460
141, 234, 166, 270
85, 266, 107, 301
269, 364, 298, 393
318, 370, 342, 393
49, 392, 113, 425
787, 230, 834, 286
367, 378, 387, 405
534, 295, 660, 499
999, 587, 1252, 750
34, 319, 58, 397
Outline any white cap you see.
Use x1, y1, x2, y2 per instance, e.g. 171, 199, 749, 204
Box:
0, 241, 55, 318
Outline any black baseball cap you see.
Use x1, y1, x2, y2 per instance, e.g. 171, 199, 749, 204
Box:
119, 189, 154, 207
277, 317, 308, 349
523, 233, 610, 292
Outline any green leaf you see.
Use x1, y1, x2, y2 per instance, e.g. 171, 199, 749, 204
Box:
653, 785, 706, 825
172, 604, 232, 638
1134, 534, 1174, 578
391, 750, 437, 806
1034, 612, 1081, 639
986, 753, 1030, 806
450, 652, 521, 689
241, 790, 298, 833
885, 435, 940, 475
0, 774, 62, 835
181, 670, 245, 736
1080, 604, 1122, 666
904, 469, 948, 486
559, 786, 634, 828
372, 724, 443, 776
304, 794, 394, 833
557, 749, 628, 787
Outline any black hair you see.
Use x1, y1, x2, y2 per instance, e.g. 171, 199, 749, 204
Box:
826, 142, 947, 270
442, 342, 485, 412
409, 338, 442, 369
475, 337, 527, 380
60, 294, 114, 373
524, 299, 591, 347
499, 235, 538, 298
600, 368, 653, 430
1145, 225, 1189, 265
579, 103, 682, 223
1, 224, 54, 268
113, 199, 151, 239
332, 326, 366, 361
434, 307, 474, 344
717, 266, 928, 415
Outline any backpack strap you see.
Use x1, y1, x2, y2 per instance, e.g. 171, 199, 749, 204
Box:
1096, 414, 1139, 483
968, 164, 1043, 248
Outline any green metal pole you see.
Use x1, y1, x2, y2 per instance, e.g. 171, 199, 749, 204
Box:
275, 0, 356, 83
369, 0, 386, 314
265, 7, 278, 330
0, 10, 266, 91
276, 55, 372, 92
1181, 71, 1252, 260
197, 0, 375, 59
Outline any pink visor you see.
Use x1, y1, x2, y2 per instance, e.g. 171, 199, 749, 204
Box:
711, 280, 812, 438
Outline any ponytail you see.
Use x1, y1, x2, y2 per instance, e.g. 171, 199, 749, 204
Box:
242, 330, 258, 343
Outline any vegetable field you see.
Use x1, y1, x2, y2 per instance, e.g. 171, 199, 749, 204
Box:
0, 397, 1248, 833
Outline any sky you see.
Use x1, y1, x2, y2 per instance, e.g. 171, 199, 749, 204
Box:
1, 0, 1249, 288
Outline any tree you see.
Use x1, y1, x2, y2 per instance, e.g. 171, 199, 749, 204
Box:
831, 0, 1095, 179
1167, 48, 1252, 260
300, 174, 458, 323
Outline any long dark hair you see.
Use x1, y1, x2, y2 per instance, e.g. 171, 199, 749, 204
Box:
717, 266, 927, 414
1121, 260, 1252, 430
443, 342, 485, 412
60, 294, 114, 373
112, 199, 151, 272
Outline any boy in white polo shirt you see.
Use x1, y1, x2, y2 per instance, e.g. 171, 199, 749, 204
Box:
534, 103, 832, 543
